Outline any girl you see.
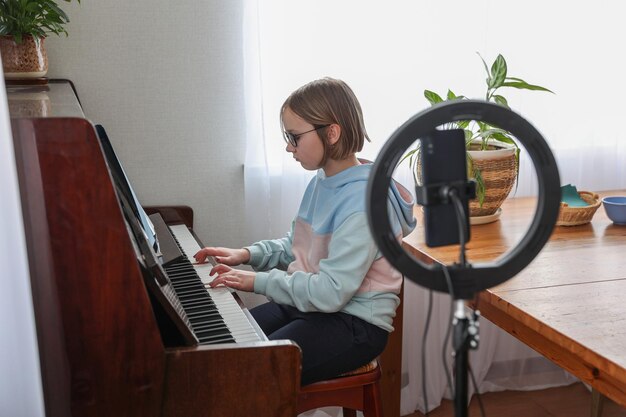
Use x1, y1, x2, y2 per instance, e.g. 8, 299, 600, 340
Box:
194, 77, 415, 385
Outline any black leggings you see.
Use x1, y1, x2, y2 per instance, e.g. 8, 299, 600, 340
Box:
250, 301, 388, 385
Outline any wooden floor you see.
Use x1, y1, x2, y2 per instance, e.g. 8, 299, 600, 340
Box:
405, 383, 626, 417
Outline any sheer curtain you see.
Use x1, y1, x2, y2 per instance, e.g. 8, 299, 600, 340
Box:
244, 1, 626, 414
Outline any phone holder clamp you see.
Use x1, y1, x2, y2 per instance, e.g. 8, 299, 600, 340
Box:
415, 180, 476, 206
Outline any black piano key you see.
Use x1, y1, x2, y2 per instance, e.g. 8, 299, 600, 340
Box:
201, 335, 235, 345
178, 294, 214, 304
192, 320, 230, 330
170, 282, 202, 292
166, 271, 192, 278
196, 327, 231, 338
185, 304, 218, 313
182, 303, 218, 314
170, 282, 203, 291
197, 332, 234, 343
175, 281, 207, 289
179, 298, 217, 309
187, 311, 224, 321
191, 315, 225, 324
176, 288, 208, 297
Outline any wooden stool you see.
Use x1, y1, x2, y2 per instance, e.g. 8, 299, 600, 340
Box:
296, 359, 383, 417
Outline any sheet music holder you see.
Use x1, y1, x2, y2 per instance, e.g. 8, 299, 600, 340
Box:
95, 124, 160, 253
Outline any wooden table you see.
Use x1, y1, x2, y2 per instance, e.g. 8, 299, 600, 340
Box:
402, 190, 626, 408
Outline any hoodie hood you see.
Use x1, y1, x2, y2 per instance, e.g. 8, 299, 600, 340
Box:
315, 161, 416, 237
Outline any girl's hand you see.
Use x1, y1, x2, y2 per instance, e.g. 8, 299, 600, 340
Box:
194, 247, 250, 266
208, 264, 256, 292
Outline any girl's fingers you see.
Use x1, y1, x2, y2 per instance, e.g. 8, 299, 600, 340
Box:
194, 248, 216, 263
209, 276, 226, 288
220, 279, 237, 289
193, 249, 206, 263
216, 255, 237, 266
210, 264, 232, 275
210, 274, 237, 288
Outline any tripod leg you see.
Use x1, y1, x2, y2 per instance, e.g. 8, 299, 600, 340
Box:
453, 303, 470, 417
453, 318, 469, 417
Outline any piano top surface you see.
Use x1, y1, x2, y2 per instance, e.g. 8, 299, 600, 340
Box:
7, 80, 85, 119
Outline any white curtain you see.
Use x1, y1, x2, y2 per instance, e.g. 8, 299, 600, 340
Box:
243, 1, 625, 414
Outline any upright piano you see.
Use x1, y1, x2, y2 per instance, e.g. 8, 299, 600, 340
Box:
8, 79, 301, 417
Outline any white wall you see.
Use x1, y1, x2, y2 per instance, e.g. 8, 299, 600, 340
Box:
0, 69, 45, 416
46, 0, 248, 248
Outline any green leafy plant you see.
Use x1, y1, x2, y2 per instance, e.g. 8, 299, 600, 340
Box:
0, 0, 80, 44
406, 53, 553, 206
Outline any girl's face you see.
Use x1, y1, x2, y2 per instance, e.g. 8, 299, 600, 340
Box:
282, 106, 325, 171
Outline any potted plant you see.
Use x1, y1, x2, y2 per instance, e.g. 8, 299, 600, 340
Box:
0, 0, 79, 79
409, 53, 553, 220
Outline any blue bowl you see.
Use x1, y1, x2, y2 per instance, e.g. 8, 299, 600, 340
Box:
602, 196, 626, 225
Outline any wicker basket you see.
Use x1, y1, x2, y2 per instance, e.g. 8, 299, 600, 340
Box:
467, 151, 517, 217
556, 191, 601, 226
415, 143, 517, 217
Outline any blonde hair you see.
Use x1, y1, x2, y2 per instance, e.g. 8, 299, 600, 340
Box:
281, 77, 370, 165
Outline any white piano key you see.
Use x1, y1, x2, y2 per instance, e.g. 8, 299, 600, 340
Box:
169, 224, 262, 343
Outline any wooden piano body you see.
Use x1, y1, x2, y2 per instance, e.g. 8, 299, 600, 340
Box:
9, 80, 301, 417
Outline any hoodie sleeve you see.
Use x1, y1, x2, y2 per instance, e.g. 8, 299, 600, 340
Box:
389, 179, 417, 238
244, 221, 296, 272
253, 213, 378, 312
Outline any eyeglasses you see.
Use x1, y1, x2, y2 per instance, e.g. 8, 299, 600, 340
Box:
282, 124, 330, 147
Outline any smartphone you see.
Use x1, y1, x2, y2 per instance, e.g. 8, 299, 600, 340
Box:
420, 128, 471, 247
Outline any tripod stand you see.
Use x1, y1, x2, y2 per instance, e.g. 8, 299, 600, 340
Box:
445, 189, 480, 417
451, 299, 480, 417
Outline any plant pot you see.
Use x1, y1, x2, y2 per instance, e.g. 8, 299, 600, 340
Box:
468, 140, 517, 218
0, 35, 48, 79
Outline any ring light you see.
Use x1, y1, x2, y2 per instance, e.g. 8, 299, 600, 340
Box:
367, 100, 561, 300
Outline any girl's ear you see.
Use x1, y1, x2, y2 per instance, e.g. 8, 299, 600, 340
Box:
327, 123, 341, 146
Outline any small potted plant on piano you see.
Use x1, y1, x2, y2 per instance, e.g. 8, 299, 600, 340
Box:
0, 0, 80, 79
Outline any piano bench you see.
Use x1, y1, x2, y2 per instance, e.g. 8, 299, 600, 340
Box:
296, 359, 382, 417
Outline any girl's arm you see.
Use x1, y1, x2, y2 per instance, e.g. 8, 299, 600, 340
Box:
253, 213, 378, 312
245, 221, 296, 271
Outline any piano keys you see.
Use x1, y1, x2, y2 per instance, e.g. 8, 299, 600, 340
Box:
168, 224, 264, 344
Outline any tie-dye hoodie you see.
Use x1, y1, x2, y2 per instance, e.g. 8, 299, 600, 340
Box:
246, 162, 416, 332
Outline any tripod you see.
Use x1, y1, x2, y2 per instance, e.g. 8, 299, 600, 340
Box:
446, 189, 480, 417
451, 299, 480, 417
